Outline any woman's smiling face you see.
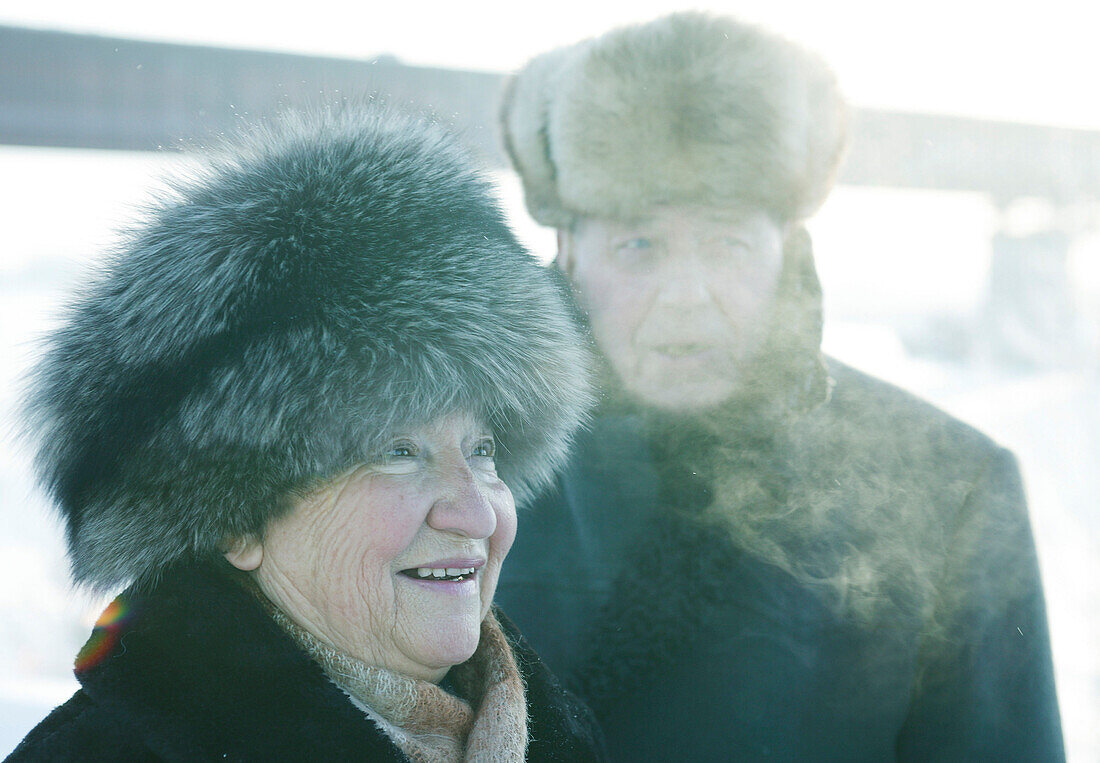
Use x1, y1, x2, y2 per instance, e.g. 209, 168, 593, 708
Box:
226, 411, 516, 683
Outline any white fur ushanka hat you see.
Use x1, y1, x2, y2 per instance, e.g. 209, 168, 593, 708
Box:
501, 12, 849, 227
26, 108, 594, 591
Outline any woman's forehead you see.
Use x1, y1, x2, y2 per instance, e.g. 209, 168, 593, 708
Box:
383, 409, 493, 439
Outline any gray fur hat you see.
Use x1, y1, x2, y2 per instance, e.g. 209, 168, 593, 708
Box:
26, 108, 594, 590
501, 12, 849, 227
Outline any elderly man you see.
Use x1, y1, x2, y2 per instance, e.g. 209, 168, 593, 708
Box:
494, 12, 1064, 761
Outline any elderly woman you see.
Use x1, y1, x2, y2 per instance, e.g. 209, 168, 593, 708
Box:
12, 109, 601, 761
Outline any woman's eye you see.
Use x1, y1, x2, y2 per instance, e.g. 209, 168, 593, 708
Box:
371, 440, 421, 473
471, 438, 496, 459
384, 441, 418, 459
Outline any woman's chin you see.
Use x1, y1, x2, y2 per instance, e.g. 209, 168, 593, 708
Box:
402, 613, 482, 677
395, 580, 485, 669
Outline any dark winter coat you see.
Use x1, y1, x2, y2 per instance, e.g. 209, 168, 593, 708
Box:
496, 359, 1064, 762
9, 562, 605, 762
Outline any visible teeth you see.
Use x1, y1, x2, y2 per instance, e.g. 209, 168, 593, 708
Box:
413, 566, 476, 579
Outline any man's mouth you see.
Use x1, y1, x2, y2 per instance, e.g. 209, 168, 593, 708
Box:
399, 566, 479, 582
653, 343, 710, 358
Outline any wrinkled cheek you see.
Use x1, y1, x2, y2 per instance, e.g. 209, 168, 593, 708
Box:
577, 268, 649, 323
341, 562, 396, 636
482, 503, 518, 617
496, 502, 518, 559
574, 272, 650, 369
589, 302, 648, 373
724, 288, 772, 326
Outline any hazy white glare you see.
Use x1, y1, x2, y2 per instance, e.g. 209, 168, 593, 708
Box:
2, 1, 1100, 128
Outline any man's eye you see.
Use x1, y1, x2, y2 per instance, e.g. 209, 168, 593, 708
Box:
471, 438, 496, 459
618, 237, 652, 251
721, 236, 751, 251
613, 238, 658, 269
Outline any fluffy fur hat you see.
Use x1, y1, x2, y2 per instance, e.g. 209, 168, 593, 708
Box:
26, 108, 594, 590
501, 12, 849, 227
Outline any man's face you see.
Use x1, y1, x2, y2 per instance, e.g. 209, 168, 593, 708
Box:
560, 204, 786, 412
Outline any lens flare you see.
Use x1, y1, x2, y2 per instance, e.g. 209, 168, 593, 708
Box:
74, 597, 134, 673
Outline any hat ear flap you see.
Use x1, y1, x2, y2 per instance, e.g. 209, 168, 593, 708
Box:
500, 46, 579, 229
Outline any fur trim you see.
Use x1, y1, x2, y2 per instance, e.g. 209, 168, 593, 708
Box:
501, 12, 849, 225
25, 108, 594, 590
276, 608, 528, 760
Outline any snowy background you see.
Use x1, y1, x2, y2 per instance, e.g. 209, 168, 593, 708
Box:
2, 1, 1098, 759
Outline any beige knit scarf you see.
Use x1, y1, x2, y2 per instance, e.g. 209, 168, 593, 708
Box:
271, 607, 528, 762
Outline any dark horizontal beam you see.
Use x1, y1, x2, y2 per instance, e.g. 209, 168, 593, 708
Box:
842, 109, 1100, 203
3, 25, 1099, 203
0, 25, 505, 165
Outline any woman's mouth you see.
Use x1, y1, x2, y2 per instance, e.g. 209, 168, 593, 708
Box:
398, 559, 485, 583
400, 566, 478, 582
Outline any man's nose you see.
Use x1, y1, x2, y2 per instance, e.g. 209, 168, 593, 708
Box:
426, 460, 498, 540
653, 257, 711, 308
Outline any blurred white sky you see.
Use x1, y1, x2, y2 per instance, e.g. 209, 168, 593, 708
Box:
3, 0, 1100, 130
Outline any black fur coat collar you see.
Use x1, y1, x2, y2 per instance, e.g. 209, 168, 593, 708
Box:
11, 562, 604, 761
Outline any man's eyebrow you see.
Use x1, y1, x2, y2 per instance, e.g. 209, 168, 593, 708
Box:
605, 217, 651, 230
699, 210, 756, 225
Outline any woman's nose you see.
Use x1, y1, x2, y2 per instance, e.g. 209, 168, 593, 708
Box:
426, 462, 498, 540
